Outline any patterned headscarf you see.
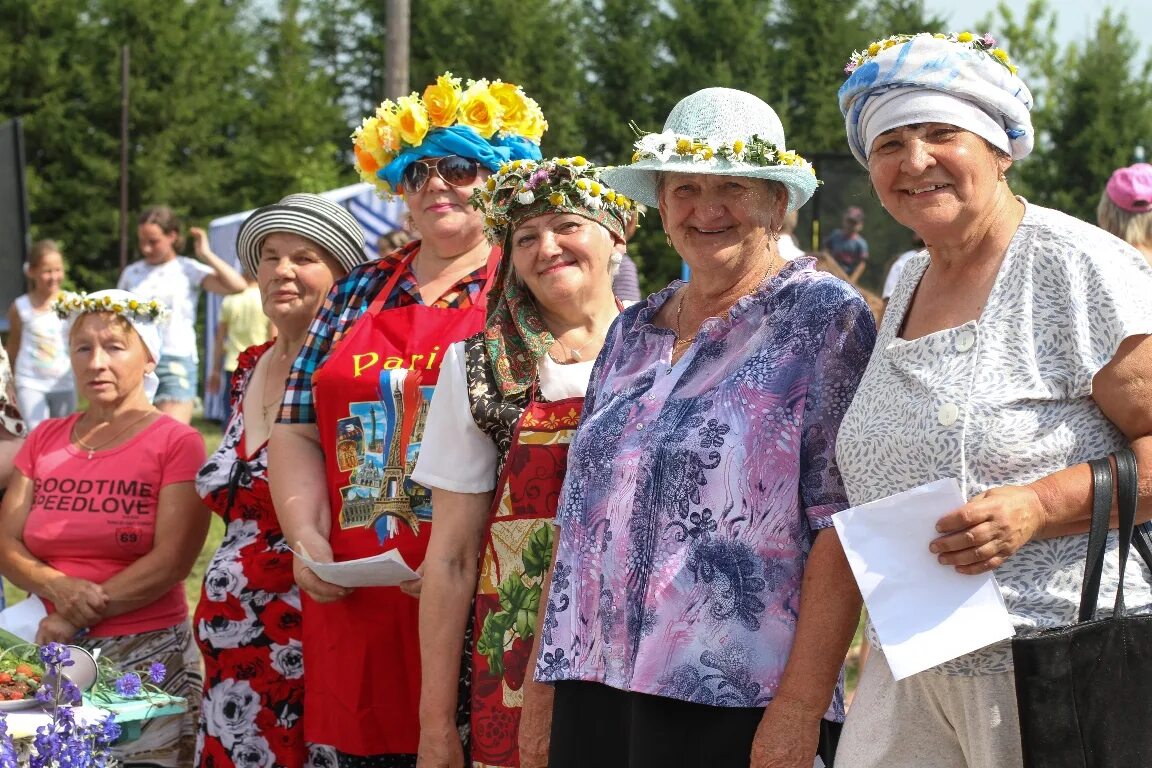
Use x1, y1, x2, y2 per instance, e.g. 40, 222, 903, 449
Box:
839, 32, 1034, 165
470, 157, 634, 395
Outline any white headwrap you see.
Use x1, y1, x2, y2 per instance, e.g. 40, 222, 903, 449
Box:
839, 33, 1034, 166
55, 289, 168, 402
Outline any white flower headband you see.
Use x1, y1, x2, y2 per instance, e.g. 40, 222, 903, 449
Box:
53, 291, 170, 324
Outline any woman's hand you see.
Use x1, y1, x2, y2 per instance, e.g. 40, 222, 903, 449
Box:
415, 722, 464, 768
517, 678, 553, 768
35, 613, 80, 645
750, 698, 822, 768
44, 575, 108, 627
292, 536, 351, 603
931, 485, 1047, 574
399, 561, 424, 598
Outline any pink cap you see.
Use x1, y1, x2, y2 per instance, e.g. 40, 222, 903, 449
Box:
1105, 163, 1152, 213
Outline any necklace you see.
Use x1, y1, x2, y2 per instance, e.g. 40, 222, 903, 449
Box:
255, 353, 287, 423
672, 257, 783, 353
72, 410, 156, 459
551, 333, 603, 364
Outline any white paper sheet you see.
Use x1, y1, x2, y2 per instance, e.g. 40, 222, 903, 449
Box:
832, 478, 1015, 680
0, 595, 47, 641
294, 545, 418, 588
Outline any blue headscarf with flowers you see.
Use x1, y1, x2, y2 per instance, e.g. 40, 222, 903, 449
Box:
379, 125, 542, 192
838, 33, 1034, 166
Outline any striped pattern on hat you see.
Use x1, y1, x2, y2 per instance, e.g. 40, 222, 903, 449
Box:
236, 193, 370, 277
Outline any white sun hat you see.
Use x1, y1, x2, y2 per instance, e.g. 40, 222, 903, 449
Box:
601, 87, 820, 212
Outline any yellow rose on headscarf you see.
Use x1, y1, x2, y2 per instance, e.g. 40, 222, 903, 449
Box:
423, 73, 463, 128
518, 101, 548, 143
459, 80, 504, 139
394, 95, 430, 146
489, 81, 529, 132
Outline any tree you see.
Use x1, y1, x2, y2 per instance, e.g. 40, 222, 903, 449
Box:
226, 0, 351, 208
1024, 10, 1152, 219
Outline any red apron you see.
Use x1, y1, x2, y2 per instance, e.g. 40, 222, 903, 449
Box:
470, 394, 584, 768
304, 246, 497, 755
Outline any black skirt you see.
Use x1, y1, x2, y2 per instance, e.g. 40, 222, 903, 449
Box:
549, 680, 841, 768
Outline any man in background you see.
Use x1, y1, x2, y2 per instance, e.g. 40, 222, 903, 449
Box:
822, 205, 869, 284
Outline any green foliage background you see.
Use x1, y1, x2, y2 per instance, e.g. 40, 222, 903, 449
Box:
2, 0, 1149, 296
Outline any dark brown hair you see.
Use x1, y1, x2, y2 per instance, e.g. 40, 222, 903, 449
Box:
138, 205, 185, 252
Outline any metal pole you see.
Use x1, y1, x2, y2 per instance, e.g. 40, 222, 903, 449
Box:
384, 0, 410, 100
119, 45, 130, 271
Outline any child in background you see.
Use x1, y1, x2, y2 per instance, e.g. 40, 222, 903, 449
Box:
5, 240, 75, 430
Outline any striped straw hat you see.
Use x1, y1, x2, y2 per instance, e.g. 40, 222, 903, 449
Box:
236, 193, 370, 277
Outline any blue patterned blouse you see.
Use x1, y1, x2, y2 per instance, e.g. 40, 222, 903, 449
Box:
534, 257, 876, 720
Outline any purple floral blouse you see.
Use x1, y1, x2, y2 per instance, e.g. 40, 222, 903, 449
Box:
534, 258, 876, 720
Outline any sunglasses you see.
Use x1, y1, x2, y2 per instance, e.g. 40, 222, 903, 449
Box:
399, 155, 480, 194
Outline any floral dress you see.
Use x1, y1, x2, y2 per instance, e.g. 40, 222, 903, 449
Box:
194, 342, 337, 768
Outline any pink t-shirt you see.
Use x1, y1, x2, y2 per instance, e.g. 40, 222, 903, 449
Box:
15, 413, 206, 636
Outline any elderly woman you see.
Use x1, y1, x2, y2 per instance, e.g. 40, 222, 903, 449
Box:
194, 194, 371, 768
1098, 162, 1152, 264
0, 289, 210, 767
269, 74, 547, 767
530, 88, 876, 768
411, 158, 633, 768
834, 32, 1152, 768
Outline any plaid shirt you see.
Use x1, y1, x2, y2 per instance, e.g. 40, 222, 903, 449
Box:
279, 241, 490, 424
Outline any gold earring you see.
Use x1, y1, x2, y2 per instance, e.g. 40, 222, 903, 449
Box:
998, 170, 1007, 181
771, 227, 782, 242
665, 233, 672, 246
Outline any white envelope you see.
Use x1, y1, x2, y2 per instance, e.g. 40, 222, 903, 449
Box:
832, 478, 1015, 680
294, 545, 418, 588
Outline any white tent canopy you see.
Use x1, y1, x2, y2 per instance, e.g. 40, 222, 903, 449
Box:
202, 183, 407, 421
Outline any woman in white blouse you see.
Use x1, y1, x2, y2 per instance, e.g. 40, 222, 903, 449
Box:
834, 32, 1152, 768
411, 158, 633, 768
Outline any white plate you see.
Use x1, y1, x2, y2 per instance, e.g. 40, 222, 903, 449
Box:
0, 696, 41, 712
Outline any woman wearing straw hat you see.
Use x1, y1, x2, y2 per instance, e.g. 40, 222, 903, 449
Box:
0, 289, 210, 767
834, 32, 1152, 767
194, 194, 372, 768
1098, 162, 1152, 265
531, 88, 876, 768
411, 158, 634, 768
269, 74, 547, 767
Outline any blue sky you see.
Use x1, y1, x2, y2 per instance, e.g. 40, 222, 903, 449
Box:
923, 0, 1152, 54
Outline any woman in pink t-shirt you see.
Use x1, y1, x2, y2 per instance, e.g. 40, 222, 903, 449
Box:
0, 290, 210, 768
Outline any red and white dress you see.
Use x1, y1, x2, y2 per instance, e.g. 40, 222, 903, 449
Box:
194, 342, 337, 768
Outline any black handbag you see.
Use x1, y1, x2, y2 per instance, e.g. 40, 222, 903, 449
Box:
1012, 448, 1152, 767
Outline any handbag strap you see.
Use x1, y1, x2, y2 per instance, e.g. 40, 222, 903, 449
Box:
1079, 456, 1114, 622
1112, 448, 1140, 615
1135, 523, 1152, 574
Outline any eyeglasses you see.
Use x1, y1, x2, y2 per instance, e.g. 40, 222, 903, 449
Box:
399, 155, 480, 194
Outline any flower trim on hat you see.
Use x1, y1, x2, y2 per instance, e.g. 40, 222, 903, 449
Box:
352, 72, 548, 197
53, 292, 169, 323
470, 157, 637, 243
845, 32, 1018, 76
629, 125, 818, 178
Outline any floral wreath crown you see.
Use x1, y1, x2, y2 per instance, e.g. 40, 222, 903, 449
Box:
630, 122, 818, 178
470, 157, 636, 243
53, 292, 170, 323
844, 32, 1019, 76
352, 71, 548, 197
